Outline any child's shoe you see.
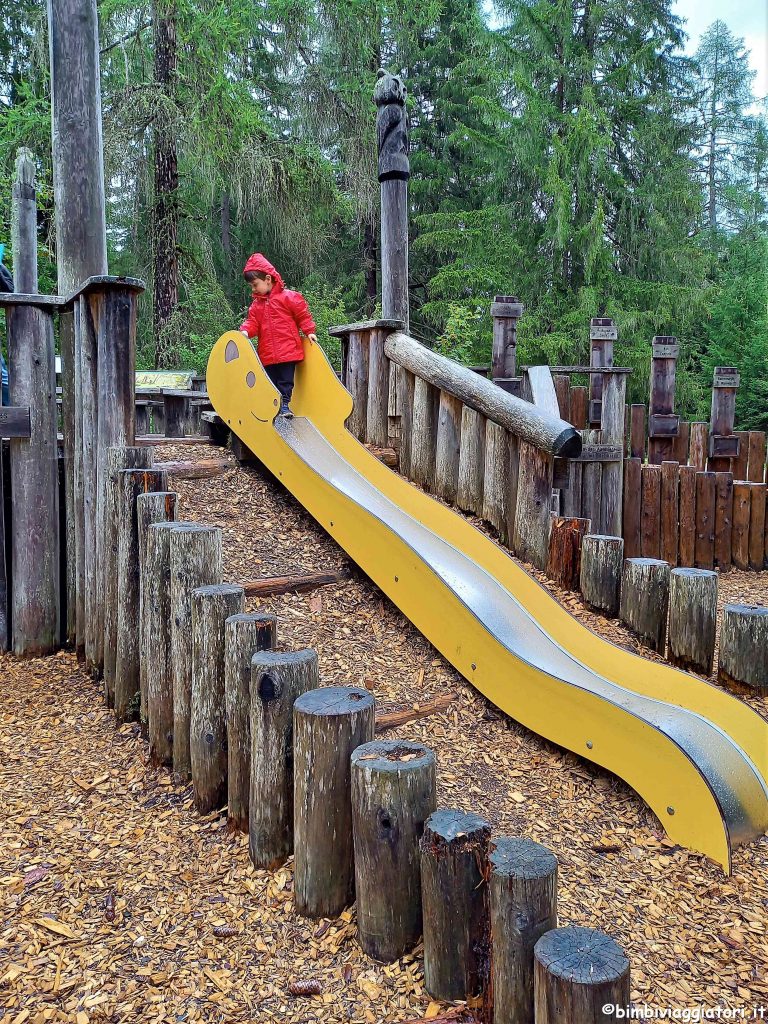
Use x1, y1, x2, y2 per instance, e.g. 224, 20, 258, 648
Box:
279, 399, 293, 418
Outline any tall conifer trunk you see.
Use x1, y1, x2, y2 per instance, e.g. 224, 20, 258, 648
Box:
152, 0, 179, 368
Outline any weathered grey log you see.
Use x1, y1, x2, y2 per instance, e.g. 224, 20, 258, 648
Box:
411, 377, 438, 488
249, 648, 319, 868
114, 467, 167, 720
483, 422, 510, 541
351, 740, 437, 963
146, 521, 191, 766
79, 294, 99, 669
293, 686, 375, 918
489, 837, 558, 1024
190, 584, 244, 814
580, 535, 624, 617
375, 71, 410, 328
367, 328, 390, 447
718, 605, 768, 694
73, 300, 85, 651
170, 524, 223, 776
534, 926, 630, 1024
456, 405, 486, 515
599, 372, 626, 536
421, 808, 491, 1002
435, 391, 462, 502
346, 330, 368, 440
103, 446, 154, 705
668, 568, 718, 676
225, 613, 277, 833
136, 491, 178, 734
581, 428, 603, 533
513, 442, 554, 568
491, 296, 522, 380
7, 151, 60, 655
396, 366, 415, 478
60, 311, 76, 645
619, 557, 670, 653
385, 333, 581, 457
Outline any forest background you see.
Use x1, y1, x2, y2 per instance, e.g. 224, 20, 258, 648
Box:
1, 1, 767, 426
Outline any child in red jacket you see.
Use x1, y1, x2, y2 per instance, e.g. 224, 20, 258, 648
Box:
238, 253, 317, 416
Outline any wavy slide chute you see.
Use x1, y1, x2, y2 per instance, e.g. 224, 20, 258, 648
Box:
207, 331, 768, 872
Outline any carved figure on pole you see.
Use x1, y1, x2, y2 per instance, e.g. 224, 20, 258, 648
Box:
374, 70, 410, 328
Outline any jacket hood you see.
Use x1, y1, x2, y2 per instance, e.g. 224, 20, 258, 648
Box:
243, 253, 284, 292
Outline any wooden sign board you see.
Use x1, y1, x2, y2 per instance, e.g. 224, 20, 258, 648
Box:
652, 342, 679, 360
573, 444, 623, 463
648, 412, 680, 438
713, 370, 740, 388
589, 326, 617, 341
136, 370, 193, 390
709, 434, 740, 458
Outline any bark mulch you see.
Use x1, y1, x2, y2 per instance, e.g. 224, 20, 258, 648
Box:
2, 442, 768, 1022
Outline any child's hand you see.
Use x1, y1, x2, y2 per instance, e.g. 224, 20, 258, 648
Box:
240, 330, 249, 337
307, 333, 317, 344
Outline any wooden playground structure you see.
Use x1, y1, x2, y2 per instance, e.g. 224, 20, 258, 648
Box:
2, 4, 768, 1023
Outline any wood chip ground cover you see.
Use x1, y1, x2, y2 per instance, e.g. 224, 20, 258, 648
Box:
2, 444, 767, 1022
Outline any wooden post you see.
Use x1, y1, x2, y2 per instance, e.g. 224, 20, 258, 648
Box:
718, 605, 768, 694
588, 318, 615, 427
351, 740, 437, 963
190, 583, 244, 814
534, 927, 630, 1024
136, 491, 178, 733
629, 405, 645, 459
225, 613, 277, 834
546, 517, 591, 591
293, 686, 375, 918
619, 557, 670, 653
708, 366, 740, 473
678, 465, 697, 567
570, 387, 588, 428
249, 648, 319, 868
668, 568, 717, 676
580, 429, 602, 534
671, 420, 690, 465
689, 422, 709, 471
748, 482, 766, 570
553, 374, 570, 420
456, 406, 486, 515
732, 431, 750, 480
694, 471, 716, 570
435, 391, 462, 502
103, 446, 154, 704
421, 808, 491, 1002
170, 524, 223, 776
60, 311, 76, 645
79, 293, 100, 667
113, 467, 167, 720
145, 520, 187, 767
488, 837, 558, 1024
7, 151, 60, 655
647, 336, 680, 465
491, 297, 523, 380
622, 458, 641, 558
375, 72, 409, 329
396, 366, 415, 478
660, 461, 679, 566
599, 370, 626, 537
640, 463, 661, 559
483, 422, 510, 543
731, 482, 751, 570
580, 535, 624, 618
367, 327, 390, 447
411, 377, 437, 489
747, 431, 767, 483
714, 471, 734, 571
346, 330, 369, 440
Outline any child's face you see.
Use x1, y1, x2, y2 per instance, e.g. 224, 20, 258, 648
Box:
250, 275, 272, 297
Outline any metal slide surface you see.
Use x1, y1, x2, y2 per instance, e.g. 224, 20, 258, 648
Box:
207, 331, 768, 871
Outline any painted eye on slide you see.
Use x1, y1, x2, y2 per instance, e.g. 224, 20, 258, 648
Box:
246, 371, 256, 388
224, 340, 239, 362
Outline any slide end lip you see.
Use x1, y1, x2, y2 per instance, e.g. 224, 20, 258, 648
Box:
555, 427, 582, 458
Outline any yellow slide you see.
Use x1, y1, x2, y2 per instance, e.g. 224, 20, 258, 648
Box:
207, 332, 768, 872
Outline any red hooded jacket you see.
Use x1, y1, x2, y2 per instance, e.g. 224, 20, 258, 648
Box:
239, 254, 316, 365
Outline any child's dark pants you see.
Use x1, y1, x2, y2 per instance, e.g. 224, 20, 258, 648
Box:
265, 361, 296, 401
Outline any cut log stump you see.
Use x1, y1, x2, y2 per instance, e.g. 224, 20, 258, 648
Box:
579, 535, 623, 618
619, 557, 670, 653
293, 686, 375, 918
667, 568, 717, 676
488, 837, 558, 1024
546, 517, 591, 591
351, 740, 437, 963
420, 808, 491, 1002
249, 648, 319, 869
718, 605, 768, 694
225, 613, 277, 834
190, 583, 244, 814
534, 926, 630, 1024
